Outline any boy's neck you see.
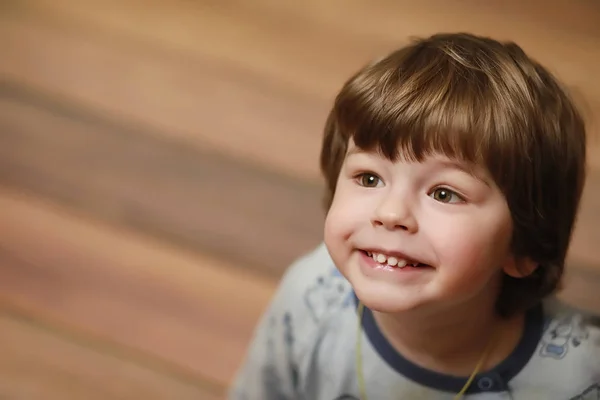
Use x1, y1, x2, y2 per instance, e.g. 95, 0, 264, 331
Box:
372, 302, 525, 377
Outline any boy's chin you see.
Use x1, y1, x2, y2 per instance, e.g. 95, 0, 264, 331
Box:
354, 286, 425, 314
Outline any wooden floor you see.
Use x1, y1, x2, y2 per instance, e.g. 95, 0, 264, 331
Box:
0, 1, 599, 398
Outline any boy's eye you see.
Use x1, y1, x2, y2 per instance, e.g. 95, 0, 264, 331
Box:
356, 173, 382, 188
430, 187, 464, 204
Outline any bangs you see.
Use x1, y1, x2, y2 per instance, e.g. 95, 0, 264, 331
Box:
332, 46, 528, 187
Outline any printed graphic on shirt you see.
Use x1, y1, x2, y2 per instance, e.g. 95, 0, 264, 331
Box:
568, 383, 600, 400
304, 266, 353, 323
261, 316, 288, 400
540, 314, 590, 359
283, 312, 300, 389
257, 313, 301, 398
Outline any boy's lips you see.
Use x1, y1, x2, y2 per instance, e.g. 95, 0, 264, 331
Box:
357, 251, 434, 277
358, 248, 432, 269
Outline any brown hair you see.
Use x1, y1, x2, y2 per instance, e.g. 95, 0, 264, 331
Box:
320, 33, 587, 317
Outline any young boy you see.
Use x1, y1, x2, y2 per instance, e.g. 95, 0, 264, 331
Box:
229, 33, 600, 399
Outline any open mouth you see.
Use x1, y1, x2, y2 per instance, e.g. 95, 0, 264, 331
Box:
361, 250, 431, 269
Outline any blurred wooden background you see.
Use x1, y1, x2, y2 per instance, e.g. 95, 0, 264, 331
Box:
0, 0, 599, 398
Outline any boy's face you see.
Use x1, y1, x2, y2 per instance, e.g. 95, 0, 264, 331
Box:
324, 140, 516, 314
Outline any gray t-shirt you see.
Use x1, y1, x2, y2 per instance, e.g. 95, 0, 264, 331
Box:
230, 243, 600, 399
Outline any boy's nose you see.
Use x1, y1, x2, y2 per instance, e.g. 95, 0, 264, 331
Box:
371, 194, 418, 233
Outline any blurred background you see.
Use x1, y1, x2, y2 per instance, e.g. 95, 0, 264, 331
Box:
0, 0, 599, 398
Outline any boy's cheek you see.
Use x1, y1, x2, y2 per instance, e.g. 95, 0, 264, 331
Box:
326, 195, 368, 227
324, 206, 355, 245
323, 201, 369, 260
432, 230, 508, 275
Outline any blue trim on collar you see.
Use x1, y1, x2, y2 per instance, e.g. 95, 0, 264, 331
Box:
353, 293, 543, 394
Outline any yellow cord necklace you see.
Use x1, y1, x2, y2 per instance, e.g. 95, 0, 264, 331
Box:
355, 302, 496, 400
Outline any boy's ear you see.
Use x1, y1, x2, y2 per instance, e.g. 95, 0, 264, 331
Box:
503, 256, 538, 278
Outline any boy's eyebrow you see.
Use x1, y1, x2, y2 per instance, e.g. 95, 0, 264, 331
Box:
435, 159, 491, 187
346, 146, 382, 159
346, 146, 366, 157
346, 146, 491, 186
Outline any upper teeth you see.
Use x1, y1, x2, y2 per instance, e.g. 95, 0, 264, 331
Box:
368, 252, 416, 268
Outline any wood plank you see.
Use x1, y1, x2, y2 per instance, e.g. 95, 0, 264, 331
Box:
0, 188, 596, 399
230, 0, 600, 39
1, 0, 599, 181
0, 311, 223, 399
0, 6, 328, 182
0, 187, 278, 387
0, 83, 324, 277
559, 268, 600, 315
568, 174, 600, 272
11, 0, 600, 101
0, 80, 598, 275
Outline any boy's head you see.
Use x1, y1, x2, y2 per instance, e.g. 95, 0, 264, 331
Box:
320, 33, 587, 317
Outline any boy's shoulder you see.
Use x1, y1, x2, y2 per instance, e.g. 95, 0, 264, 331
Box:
229, 243, 357, 399
538, 298, 600, 364
273, 242, 355, 326
517, 297, 600, 397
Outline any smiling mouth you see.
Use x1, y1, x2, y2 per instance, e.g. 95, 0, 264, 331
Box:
361, 250, 431, 269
